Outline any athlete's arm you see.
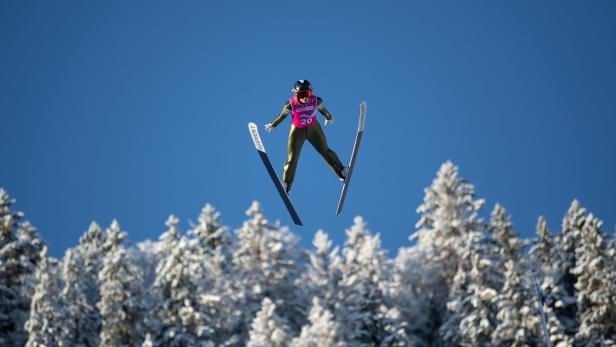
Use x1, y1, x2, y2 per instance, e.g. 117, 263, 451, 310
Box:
271, 101, 292, 127
317, 97, 333, 121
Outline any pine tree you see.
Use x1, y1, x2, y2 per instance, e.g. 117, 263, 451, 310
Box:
571, 212, 616, 345
232, 201, 307, 340
98, 220, 146, 346
304, 229, 343, 315
0, 189, 44, 346
52, 221, 106, 347
189, 203, 230, 251
529, 216, 572, 347
149, 215, 215, 346
409, 161, 485, 342
540, 200, 586, 338
291, 297, 347, 347
247, 297, 293, 347
60, 247, 101, 346
392, 246, 432, 346
25, 246, 69, 347
489, 204, 543, 346
492, 260, 543, 347
188, 205, 243, 346
338, 216, 409, 346
440, 228, 502, 347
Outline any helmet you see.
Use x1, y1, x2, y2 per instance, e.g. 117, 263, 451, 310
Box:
292, 80, 312, 94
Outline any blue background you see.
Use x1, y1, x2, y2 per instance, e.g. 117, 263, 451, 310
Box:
2, 1, 615, 257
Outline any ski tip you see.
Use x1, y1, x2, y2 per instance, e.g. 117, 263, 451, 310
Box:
358, 102, 366, 131
248, 122, 266, 152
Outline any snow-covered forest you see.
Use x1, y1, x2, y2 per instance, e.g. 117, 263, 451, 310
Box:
2, 161, 615, 347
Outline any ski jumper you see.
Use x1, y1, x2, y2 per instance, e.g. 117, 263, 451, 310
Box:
270, 96, 345, 191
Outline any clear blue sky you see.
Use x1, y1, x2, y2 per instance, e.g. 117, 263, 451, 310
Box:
2, 1, 615, 258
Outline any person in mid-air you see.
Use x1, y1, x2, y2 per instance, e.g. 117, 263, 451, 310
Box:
265, 80, 348, 193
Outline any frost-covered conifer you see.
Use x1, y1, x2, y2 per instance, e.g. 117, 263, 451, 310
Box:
247, 297, 292, 347
60, 247, 101, 346
25, 247, 68, 347
98, 220, 146, 346
338, 216, 409, 346
188, 205, 244, 346
530, 216, 553, 265
54, 222, 106, 347
149, 215, 215, 346
392, 246, 432, 346
409, 161, 485, 341
490, 206, 542, 346
0, 189, 44, 346
543, 200, 586, 337
232, 201, 307, 338
489, 204, 523, 260
571, 212, 616, 345
189, 203, 230, 251
492, 260, 542, 346
291, 297, 347, 347
439, 228, 502, 347
529, 217, 572, 347
304, 230, 343, 314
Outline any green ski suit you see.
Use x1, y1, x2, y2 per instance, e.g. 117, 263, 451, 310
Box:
270, 97, 345, 192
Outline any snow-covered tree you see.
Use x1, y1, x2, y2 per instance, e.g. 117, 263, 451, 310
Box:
291, 297, 347, 347
25, 246, 68, 347
571, 212, 616, 345
247, 297, 293, 347
492, 260, 543, 346
392, 246, 433, 346
530, 216, 573, 347
489, 205, 542, 346
0, 189, 44, 346
304, 229, 343, 314
440, 227, 502, 347
50, 222, 107, 347
98, 220, 146, 346
541, 200, 586, 338
409, 161, 485, 342
187, 205, 244, 346
232, 201, 307, 339
60, 247, 101, 346
148, 215, 215, 346
338, 216, 409, 346
189, 203, 230, 251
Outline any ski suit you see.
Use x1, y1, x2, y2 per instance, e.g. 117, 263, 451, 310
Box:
270, 96, 345, 192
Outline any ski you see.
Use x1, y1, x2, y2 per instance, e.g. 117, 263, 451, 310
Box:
336, 101, 366, 215
248, 122, 303, 226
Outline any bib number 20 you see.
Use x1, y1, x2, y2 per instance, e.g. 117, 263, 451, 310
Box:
300, 118, 314, 126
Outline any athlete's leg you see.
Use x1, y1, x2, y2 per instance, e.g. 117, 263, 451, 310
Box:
307, 123, 345, 179
283, 125, 307, 192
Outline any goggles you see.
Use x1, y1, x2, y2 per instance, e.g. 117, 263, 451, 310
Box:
296, 90, 313, 99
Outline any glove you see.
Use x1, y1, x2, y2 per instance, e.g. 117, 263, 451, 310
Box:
264, 123, 274, 133
324, 117, 335, 126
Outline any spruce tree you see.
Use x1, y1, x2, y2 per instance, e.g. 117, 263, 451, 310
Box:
304, 229, 343, 315
25, 247, 68, 347
338, 216, 409, 346
410, 161, 485, 342
571, 212, 616, 345
98, 220, 146, 346
149, 215, 214, 346
247, 297, 293, 347
392, 246, 433, 346
291, 297, 347, 347
529, 216, 572, 347
0, 189, 44, 346
232, 201, 307, 339
60, 247, 102, 346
